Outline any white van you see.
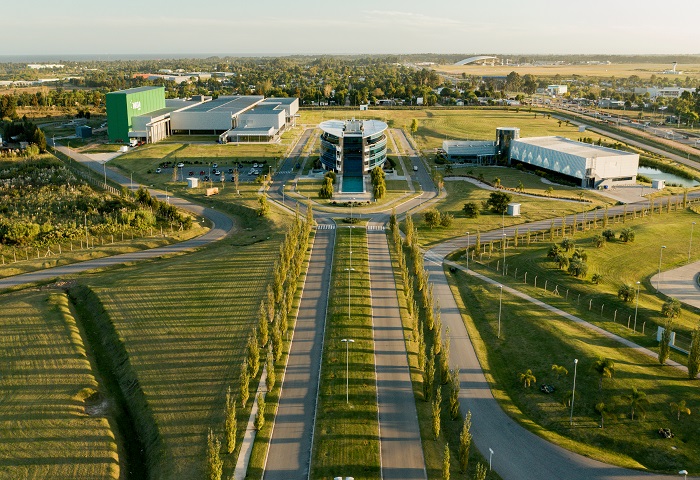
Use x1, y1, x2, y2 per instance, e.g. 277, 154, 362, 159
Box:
413, 165, 418, 172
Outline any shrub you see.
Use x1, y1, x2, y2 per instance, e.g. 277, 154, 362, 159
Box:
463, 202, 480, 218
485, 191, 512, 214
440, 213, 454, 227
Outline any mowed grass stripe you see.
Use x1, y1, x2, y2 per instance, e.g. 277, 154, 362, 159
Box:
89, 235, 286, 479
311, 226, 380, 480
0, 290, 119, 480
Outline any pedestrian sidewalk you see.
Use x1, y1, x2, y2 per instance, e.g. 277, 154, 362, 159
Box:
234, 366, 268, 480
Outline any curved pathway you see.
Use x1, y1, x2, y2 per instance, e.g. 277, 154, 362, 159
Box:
652, 261, 700, 309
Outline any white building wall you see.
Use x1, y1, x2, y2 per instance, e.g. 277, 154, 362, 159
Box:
237, 110, 285, 130
589, 154, 638, 182
510, 141, 587, 181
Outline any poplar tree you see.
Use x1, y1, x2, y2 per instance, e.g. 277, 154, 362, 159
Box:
266, 346, 276, 390
442, 443, 450, 480
239, 359, 250, 407
432, 388, 442, 439
424, 349, 435, 401
449, 367, 460, 419
255, 393, 266, 430
224, 387, 236, 454
247, 329, 260, 377
459, 411, 472, 473
205, 429, 223, 480
258, 300, 269, 347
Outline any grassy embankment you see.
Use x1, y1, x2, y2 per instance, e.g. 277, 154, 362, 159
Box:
0, 290, 119, 480
311, 226, 381, 480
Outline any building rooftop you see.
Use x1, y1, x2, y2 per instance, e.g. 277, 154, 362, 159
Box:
186, 95, 264, 114
514, 136, 637, 159
443, 140, 495, 155
106, 86, 163, 95
319, 119, 388, 138
244, 103, 284, 114
262, 97, 297, 105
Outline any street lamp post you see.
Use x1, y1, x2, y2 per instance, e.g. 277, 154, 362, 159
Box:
341, 339, 354, 404
103, 161, 107, 188
689, 222, 696, 264
570, 358, 578, 425
679, 470, 688, 480
497, 284, 503, 339
634, 281, 641, 331
282, 184, 286, 205
657, 245, 667, 291
502, 233, 507, 275
465, 231, 470, 271
488, 448, 494, 471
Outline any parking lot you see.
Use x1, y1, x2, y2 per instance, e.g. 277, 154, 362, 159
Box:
156, 162, 268, 182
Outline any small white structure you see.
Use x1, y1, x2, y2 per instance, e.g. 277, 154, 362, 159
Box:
547, 85, 568, 96
359, 104, 369, 111
578, 126, 586, 132
186, 177, 199, 188
119, 146, 129, 153
507, 203, 521, 216
652, 179, 665, 190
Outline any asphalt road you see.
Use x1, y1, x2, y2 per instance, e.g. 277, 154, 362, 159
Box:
264, 225, 335, 480
367, 223, 426, 480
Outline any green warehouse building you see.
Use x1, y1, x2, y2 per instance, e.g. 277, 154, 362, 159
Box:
106, 86, 166, 143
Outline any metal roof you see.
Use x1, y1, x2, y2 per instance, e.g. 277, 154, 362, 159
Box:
513, 136, 637, 159
107, 86, 163, 95
454, 55, 497, 66
186, 95, 264, 114
319, 119, 387, 138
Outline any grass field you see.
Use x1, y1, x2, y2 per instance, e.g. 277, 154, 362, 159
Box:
0, 226, 207, 280
462, 211, 700, 342
311, 226, 381, 480
447, 269, 700, 473
411, 178, 608, 247
433, 62, 700, 80
0, 290, 119, 480
300, 108, 613, 152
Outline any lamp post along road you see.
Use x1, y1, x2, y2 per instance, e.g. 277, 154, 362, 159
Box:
634, 281, 641, 331
465, 231, 470, 271
502, 233, 506, 275
689, 222, 696, 264
488, 448, 494, 471
570, 358, 578, 425
657, 245, 667, 291
497, 284, 503, 339
341, 339, 354, 404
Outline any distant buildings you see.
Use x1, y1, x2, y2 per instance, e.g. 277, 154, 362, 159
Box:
633, 87, 696, 100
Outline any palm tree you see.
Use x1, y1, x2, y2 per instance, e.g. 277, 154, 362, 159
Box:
617, 284, 634, 302
551, 364, 568, 379
592, 358, 615, 390
623, 387, 649, 420
560, 237, 575, 252
619, 227, 635, 243
670, 400, 691, 421
592, 273, 603, 284
518, 369, 536, 388
595, 402, 614, 428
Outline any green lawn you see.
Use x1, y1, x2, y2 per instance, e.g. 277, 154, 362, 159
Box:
412, 180, 608, 247
0, 290, 119, 480
311, 226, 381, 480
301, 109, 610, 152
447, 269, 700, 473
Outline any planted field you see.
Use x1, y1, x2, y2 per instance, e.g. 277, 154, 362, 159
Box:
413, 179, 606, 246
447, 269, 700, 473
82, 217, 290, 479
0, 290, 119, 479
311, 226, 380, 480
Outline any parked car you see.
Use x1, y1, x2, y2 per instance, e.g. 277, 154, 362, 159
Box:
212, 163, 218, 168
188, 171, 194, 176
177, 162, 184, 168
228, 168, 234, 174
155, 168, 162, 174
253, 163, 259, 168
200, 170, 205, 176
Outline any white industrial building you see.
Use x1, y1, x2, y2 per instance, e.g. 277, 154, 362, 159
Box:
633, 87, 696, 99
547, 85, 568, 96
509, 136, 639, 188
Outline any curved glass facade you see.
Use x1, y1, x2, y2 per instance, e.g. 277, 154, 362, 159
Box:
318, 120, 388, 174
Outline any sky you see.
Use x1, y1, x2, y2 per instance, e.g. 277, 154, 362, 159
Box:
3, 0, 700, 57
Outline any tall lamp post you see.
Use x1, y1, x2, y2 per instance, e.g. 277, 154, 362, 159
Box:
465, 231, 470, 271
634, 281, 641, 331
341, 338, 354, 404
689, 222, 696, 264
488, 448, 494, 471
657, 245, 667, 291
679, 470, 688, 480
502, 233, 507, 275
570, 358, 578, 425
497, 284, 503, 339
282, 184, 286, 205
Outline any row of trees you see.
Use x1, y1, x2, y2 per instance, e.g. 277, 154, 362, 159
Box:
206, 208, 313, 480
390, 211, 487, 478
